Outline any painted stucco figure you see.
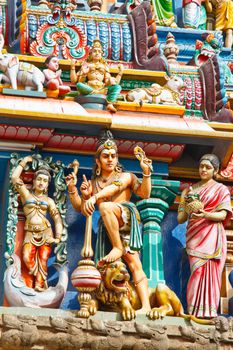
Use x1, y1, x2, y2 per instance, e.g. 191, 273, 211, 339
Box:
11, 156, 63, 292
125, 75, 185, 105
70, 39, 123, 112
0, 34, 45, 91
86, 259, 214, 322
152, 0, 177, 27
43, 56, 71, 96
182, 0, 210, 29
66, 131, 152, 315
208, 0, 233, 48
177, 154, 232, 318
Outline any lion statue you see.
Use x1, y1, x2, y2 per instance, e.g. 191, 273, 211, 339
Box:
86, 260, 214, 323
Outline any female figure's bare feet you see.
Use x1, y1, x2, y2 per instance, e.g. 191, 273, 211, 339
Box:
103, 247, 123, 262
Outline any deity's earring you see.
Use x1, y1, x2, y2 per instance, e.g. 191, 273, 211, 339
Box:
115, 164, 122, 173
96, 165, 101, 176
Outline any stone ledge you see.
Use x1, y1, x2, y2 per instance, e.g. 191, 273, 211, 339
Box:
0, 308, 231, 350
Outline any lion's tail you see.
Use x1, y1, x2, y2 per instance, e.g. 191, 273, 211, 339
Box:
180, 312, 215, 325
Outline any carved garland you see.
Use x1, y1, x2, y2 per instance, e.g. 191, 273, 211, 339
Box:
6, 153, 68, 266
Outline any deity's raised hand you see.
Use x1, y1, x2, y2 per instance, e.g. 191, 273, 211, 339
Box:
80, 174, 92, 199
65, 172, 77, 187
66, 159, 79, 187
134, 145, 153, 172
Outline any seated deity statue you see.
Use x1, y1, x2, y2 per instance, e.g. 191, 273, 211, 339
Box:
70, 39, 123, 112
11, 156, 63, 292
66, 130, 152, 314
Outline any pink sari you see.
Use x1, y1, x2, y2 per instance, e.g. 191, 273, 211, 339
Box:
186, 180, 232, 317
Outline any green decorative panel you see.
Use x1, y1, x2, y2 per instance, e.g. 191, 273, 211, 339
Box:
121, 80, 152, 90
185, 110, 203, 117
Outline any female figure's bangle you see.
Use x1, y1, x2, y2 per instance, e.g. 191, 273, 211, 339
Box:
142, 172, 151, 177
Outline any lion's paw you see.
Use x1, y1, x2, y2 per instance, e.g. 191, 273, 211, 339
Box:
89, 305, 97, 315
122, 306, 136, 321
77, 309, 90, 318
88, 300, 98, 315
147, 307, 167, 320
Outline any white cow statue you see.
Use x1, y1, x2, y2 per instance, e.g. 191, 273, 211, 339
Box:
0, 34, 45, 91
125, 75, 185, 105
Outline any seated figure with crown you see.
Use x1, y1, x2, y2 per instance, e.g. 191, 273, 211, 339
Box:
70, 39, 123, 113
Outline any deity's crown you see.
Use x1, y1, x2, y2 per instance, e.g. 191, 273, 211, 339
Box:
96, 138, 117, 156
92, 38, 103, 50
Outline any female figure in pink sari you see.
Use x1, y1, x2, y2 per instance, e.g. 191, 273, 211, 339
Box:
177, 154, 232, 318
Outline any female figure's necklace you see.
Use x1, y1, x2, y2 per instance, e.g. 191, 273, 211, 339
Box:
192, 179, 214, 192
31, 191, 45, 200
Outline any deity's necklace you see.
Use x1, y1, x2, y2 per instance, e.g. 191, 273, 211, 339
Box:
95, 171, 119, 191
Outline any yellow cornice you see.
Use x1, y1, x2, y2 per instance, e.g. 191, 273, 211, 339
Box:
0, 107, 111, 126
208, 122, 233, 131
115, 101, 185, 115
111, 118, 233, 140
1, 104, 233, 140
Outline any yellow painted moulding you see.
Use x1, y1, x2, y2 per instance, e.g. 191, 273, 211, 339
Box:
0, 107, 111, 125
209, 121, 233, 131
0, 95, 233, 141
110, 114, 233, 140
0, 96, 111, 126
16, 54, 167, 82
115, 101, 185, 116
111, 69, 167, 83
